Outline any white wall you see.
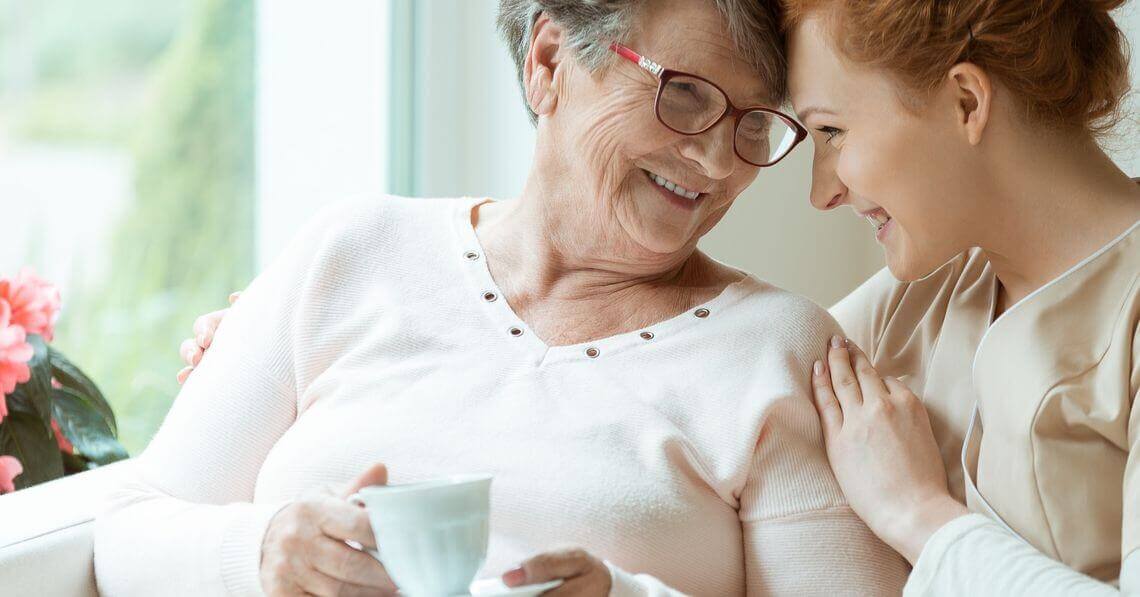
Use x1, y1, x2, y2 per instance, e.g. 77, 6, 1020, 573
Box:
255, 0, 391, 267
1108, 3, 1140, 175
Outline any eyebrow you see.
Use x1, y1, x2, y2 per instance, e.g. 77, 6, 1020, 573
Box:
796, 105, 837, 120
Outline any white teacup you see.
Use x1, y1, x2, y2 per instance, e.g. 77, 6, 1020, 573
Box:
348, 474, 493, 596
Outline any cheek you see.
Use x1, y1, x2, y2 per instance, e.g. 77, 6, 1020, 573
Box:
569, 91, 669, 193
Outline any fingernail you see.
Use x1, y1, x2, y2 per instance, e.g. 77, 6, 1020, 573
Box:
813, 360, 823, 376
831, 335, 844, 348
196, 334, 206, 346
502, 567, 527, 586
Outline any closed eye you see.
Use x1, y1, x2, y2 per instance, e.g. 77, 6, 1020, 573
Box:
816, 126, 843, 146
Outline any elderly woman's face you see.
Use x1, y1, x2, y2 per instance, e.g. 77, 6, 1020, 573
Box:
543, 0, 773, 257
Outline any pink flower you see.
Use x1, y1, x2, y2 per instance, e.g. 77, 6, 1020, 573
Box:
0, 268, 61, 342
0, 300, 34, 411
0, 455, 23, 493
51, 418, 75, 454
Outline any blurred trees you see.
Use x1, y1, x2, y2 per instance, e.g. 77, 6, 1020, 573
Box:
3, 0, 256, 454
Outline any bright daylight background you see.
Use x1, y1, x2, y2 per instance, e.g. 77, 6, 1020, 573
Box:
2, 0, 1138, 455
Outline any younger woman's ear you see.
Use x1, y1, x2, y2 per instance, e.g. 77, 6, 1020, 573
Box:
522, 14, 563, 117
946, 63, 992, 146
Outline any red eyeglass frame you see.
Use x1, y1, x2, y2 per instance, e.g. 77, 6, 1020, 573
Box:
609, 43, 808, 167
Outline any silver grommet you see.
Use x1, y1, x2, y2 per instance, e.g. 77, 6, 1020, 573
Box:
585, 347, 600, 358
694, 308, 710, 318
639, 331, 654, 340
482, 291, 497, 302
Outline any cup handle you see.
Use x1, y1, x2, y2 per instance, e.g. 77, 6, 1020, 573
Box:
346, 493, 383, 562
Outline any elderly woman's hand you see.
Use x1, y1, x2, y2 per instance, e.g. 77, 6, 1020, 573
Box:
811, 336, 968, 564
502, 548, 611, 596
176, 291, 239, 384
260, 463, 398, 597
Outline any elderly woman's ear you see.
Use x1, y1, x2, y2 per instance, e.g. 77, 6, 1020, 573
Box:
523, 14, 563, 117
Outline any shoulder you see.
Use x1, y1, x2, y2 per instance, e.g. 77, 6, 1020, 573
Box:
726, 275, 844, 370
286, 194, 475, 270
300, 194, 466, 248
252, 195, 477, 302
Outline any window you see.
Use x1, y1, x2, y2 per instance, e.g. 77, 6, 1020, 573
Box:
0, 0, 255, 454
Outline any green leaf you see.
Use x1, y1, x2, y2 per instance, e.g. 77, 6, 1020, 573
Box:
22, 335, 54, 431
0, 412, 65, 489
48, 347, 117, 436
51, 387, 129, 465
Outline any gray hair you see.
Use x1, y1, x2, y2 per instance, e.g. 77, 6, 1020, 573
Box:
497, 0, 787, 124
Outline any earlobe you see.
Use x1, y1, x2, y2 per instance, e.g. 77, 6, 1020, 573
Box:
526, 67, 558, 116
948, 63, 992, 146
522, 14, 563, 118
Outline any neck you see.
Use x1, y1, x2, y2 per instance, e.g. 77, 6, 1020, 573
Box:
471, 166, 735, 345
977, 132, 1140, 311
474, 195, 713, 308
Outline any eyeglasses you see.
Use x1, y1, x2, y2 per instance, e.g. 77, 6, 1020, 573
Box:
610, 43, 807, 168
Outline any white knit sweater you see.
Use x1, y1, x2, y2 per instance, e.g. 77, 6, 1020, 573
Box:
93, 196, 907, 596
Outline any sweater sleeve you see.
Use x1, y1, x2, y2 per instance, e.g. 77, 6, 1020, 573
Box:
602, 305, 910, 596
735, 309, 909, 595
93, 200, 361, 597
904, 514, 1132, 596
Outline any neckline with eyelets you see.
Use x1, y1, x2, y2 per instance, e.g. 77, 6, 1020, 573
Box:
453, 197, 760, 364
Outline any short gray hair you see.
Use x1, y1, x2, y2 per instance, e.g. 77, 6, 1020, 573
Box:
497, 0, 787, 124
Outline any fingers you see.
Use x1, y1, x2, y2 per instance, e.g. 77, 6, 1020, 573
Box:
340, 463, 388, 498
811, 360, 843, 440
883, 375, 910, 397
229, 291, 241, 305
516, 548, 594, 583
192, 309, 228, 349
847, 341, 888, 401
316, 498, 377, 548
180, 338, 203, 367
289, 567, 355, 597
176, 366, 194, 385
309, 536, 397, 591
826, 335, 863, 410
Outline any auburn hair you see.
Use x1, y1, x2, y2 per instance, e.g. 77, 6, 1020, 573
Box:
781, 0, 1133, 136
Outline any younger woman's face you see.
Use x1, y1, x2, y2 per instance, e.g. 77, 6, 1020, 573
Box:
787, 17, 987, 281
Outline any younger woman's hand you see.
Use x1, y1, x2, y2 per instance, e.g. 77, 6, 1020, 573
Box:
811, 336, 968, 564
176, 291, 240, 384
502, 548, 611, 596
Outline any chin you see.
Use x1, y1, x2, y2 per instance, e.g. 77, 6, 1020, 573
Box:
636, 229, 698, 256
883, 243, 958, 282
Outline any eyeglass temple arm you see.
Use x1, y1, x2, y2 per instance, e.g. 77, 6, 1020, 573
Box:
610, 43, 664, 78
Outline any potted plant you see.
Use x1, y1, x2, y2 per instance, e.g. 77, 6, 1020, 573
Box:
0, 268, 128, 493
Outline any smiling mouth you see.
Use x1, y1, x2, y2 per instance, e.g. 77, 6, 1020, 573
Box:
863, 208, 892, 233
642, 168, 704, 201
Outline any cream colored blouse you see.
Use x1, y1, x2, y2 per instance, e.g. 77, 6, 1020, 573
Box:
830, 219, 1139, 593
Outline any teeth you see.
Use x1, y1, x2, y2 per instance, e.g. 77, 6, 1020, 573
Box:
865, 213, 891, 231
646, 170, 700, 200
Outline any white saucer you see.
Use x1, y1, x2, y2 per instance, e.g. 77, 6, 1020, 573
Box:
468, 577, 564, 596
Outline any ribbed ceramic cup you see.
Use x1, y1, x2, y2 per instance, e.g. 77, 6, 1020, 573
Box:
348, 474, 493, 596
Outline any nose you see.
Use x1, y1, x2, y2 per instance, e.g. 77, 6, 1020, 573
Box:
808, 147, 847, 211
678, 116, 738, 180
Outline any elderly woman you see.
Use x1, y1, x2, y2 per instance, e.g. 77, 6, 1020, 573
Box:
93, 0, 909, 595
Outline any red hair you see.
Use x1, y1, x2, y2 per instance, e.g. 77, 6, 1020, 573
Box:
782, 0, 1133, 136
